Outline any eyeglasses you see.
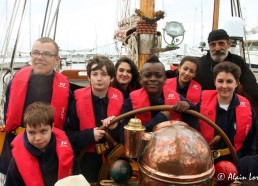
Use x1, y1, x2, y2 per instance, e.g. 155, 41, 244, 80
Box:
30, 51, 57, 58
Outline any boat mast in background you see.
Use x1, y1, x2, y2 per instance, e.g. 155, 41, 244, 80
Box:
115, 0, 174, 70
212, 0, 220, 30
41, 0, 50, 37
137, 0, 155, 70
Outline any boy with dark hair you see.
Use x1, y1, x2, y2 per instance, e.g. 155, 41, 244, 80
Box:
1, 37, 72, 180
119, 55, 196, 143
5, 102, 80, 186
65, 55, 123, 183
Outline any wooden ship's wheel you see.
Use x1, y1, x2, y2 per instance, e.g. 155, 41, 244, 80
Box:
97, 105, 238, 186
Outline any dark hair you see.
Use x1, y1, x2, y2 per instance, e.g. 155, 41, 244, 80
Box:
179, 56, 199, 72
112, 56, 141, 91
145, 55, 161, 63
87, 55, 115, 78
36, 37, 59, 55
213, 61, 241, 82
142, 55, 165, 72
23, 102, 55, 128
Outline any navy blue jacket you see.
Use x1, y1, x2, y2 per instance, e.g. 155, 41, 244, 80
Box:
64, 94, 119, 183
1, 71, 74, 174
196, 93, 257, 162
118, 91, 198, 143
238, 155, 258, 178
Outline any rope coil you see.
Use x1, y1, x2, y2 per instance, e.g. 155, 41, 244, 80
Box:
136, 21, 157, 34
135, 9, 164, 23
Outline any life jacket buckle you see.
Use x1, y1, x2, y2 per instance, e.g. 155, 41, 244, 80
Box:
12, 127, 25, 136
95, 142, 109, 155
211, 148, 230, 159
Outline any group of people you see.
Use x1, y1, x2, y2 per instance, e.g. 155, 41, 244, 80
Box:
0, 28, 258, 185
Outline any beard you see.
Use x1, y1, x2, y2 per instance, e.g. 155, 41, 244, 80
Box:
210, 50, 229, 63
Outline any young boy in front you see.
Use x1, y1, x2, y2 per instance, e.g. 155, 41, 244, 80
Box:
64, 55, 123, 183
5, 102, 80, 186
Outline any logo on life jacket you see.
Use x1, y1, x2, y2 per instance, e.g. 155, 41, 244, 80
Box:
167, 94, 175, 99
60, 107, 65, 120
60, 140, 69, 148
111, 94, 118, 100
58, 82, 66, 88
192, 84, 199, 89
239, 102, 246, 107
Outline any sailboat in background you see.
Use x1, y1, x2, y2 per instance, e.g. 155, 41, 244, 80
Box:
0, 0, 31, 70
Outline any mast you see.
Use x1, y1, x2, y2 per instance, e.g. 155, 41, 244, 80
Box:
200, 0, 203, 42
29, 0, 31, 49
138, 0, 155, 70
212, 0, 220, 30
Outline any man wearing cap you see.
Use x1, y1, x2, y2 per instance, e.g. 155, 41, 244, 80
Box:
194, 29, 258, 103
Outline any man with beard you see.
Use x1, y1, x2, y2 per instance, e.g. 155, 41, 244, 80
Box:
194, 29, 258, 103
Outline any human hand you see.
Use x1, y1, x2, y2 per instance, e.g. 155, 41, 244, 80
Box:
101, 116, 117, 130
173, 101, 190, 112
93, 127, 106, 142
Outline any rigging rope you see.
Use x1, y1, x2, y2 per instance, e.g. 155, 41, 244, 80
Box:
47, 0, 62, 37
9, 0, 28, 71
1, 0, 23, 90
0, 0, 19, 122
135, 9, 164, 23
114, 0, 140, 65
114, 0, 163, 65
1, 0, 20, 55
45, 0, 54, 36
53, 5, 60, 40
41, 0, 50, 37
0, 0, 28, 125
127, 32, 138, 65
0, 69, 13, 124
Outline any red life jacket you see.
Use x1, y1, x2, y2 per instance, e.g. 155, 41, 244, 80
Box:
165, 78, 202, 104
5, 66, 69, 131
170, 65, 178, 71
11, 128, 74, 186
130, 87, 182, 124
74, 86, 123, 152
199, 90, 252, 151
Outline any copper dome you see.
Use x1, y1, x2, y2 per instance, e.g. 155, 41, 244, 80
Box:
138, 120, 214, 186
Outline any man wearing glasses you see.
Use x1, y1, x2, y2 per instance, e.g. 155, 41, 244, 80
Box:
0, 37, 72, 182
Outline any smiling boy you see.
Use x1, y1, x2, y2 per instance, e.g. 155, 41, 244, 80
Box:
118, 55, 196, 143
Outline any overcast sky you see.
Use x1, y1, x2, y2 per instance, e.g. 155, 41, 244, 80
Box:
0, 0, 257, 54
